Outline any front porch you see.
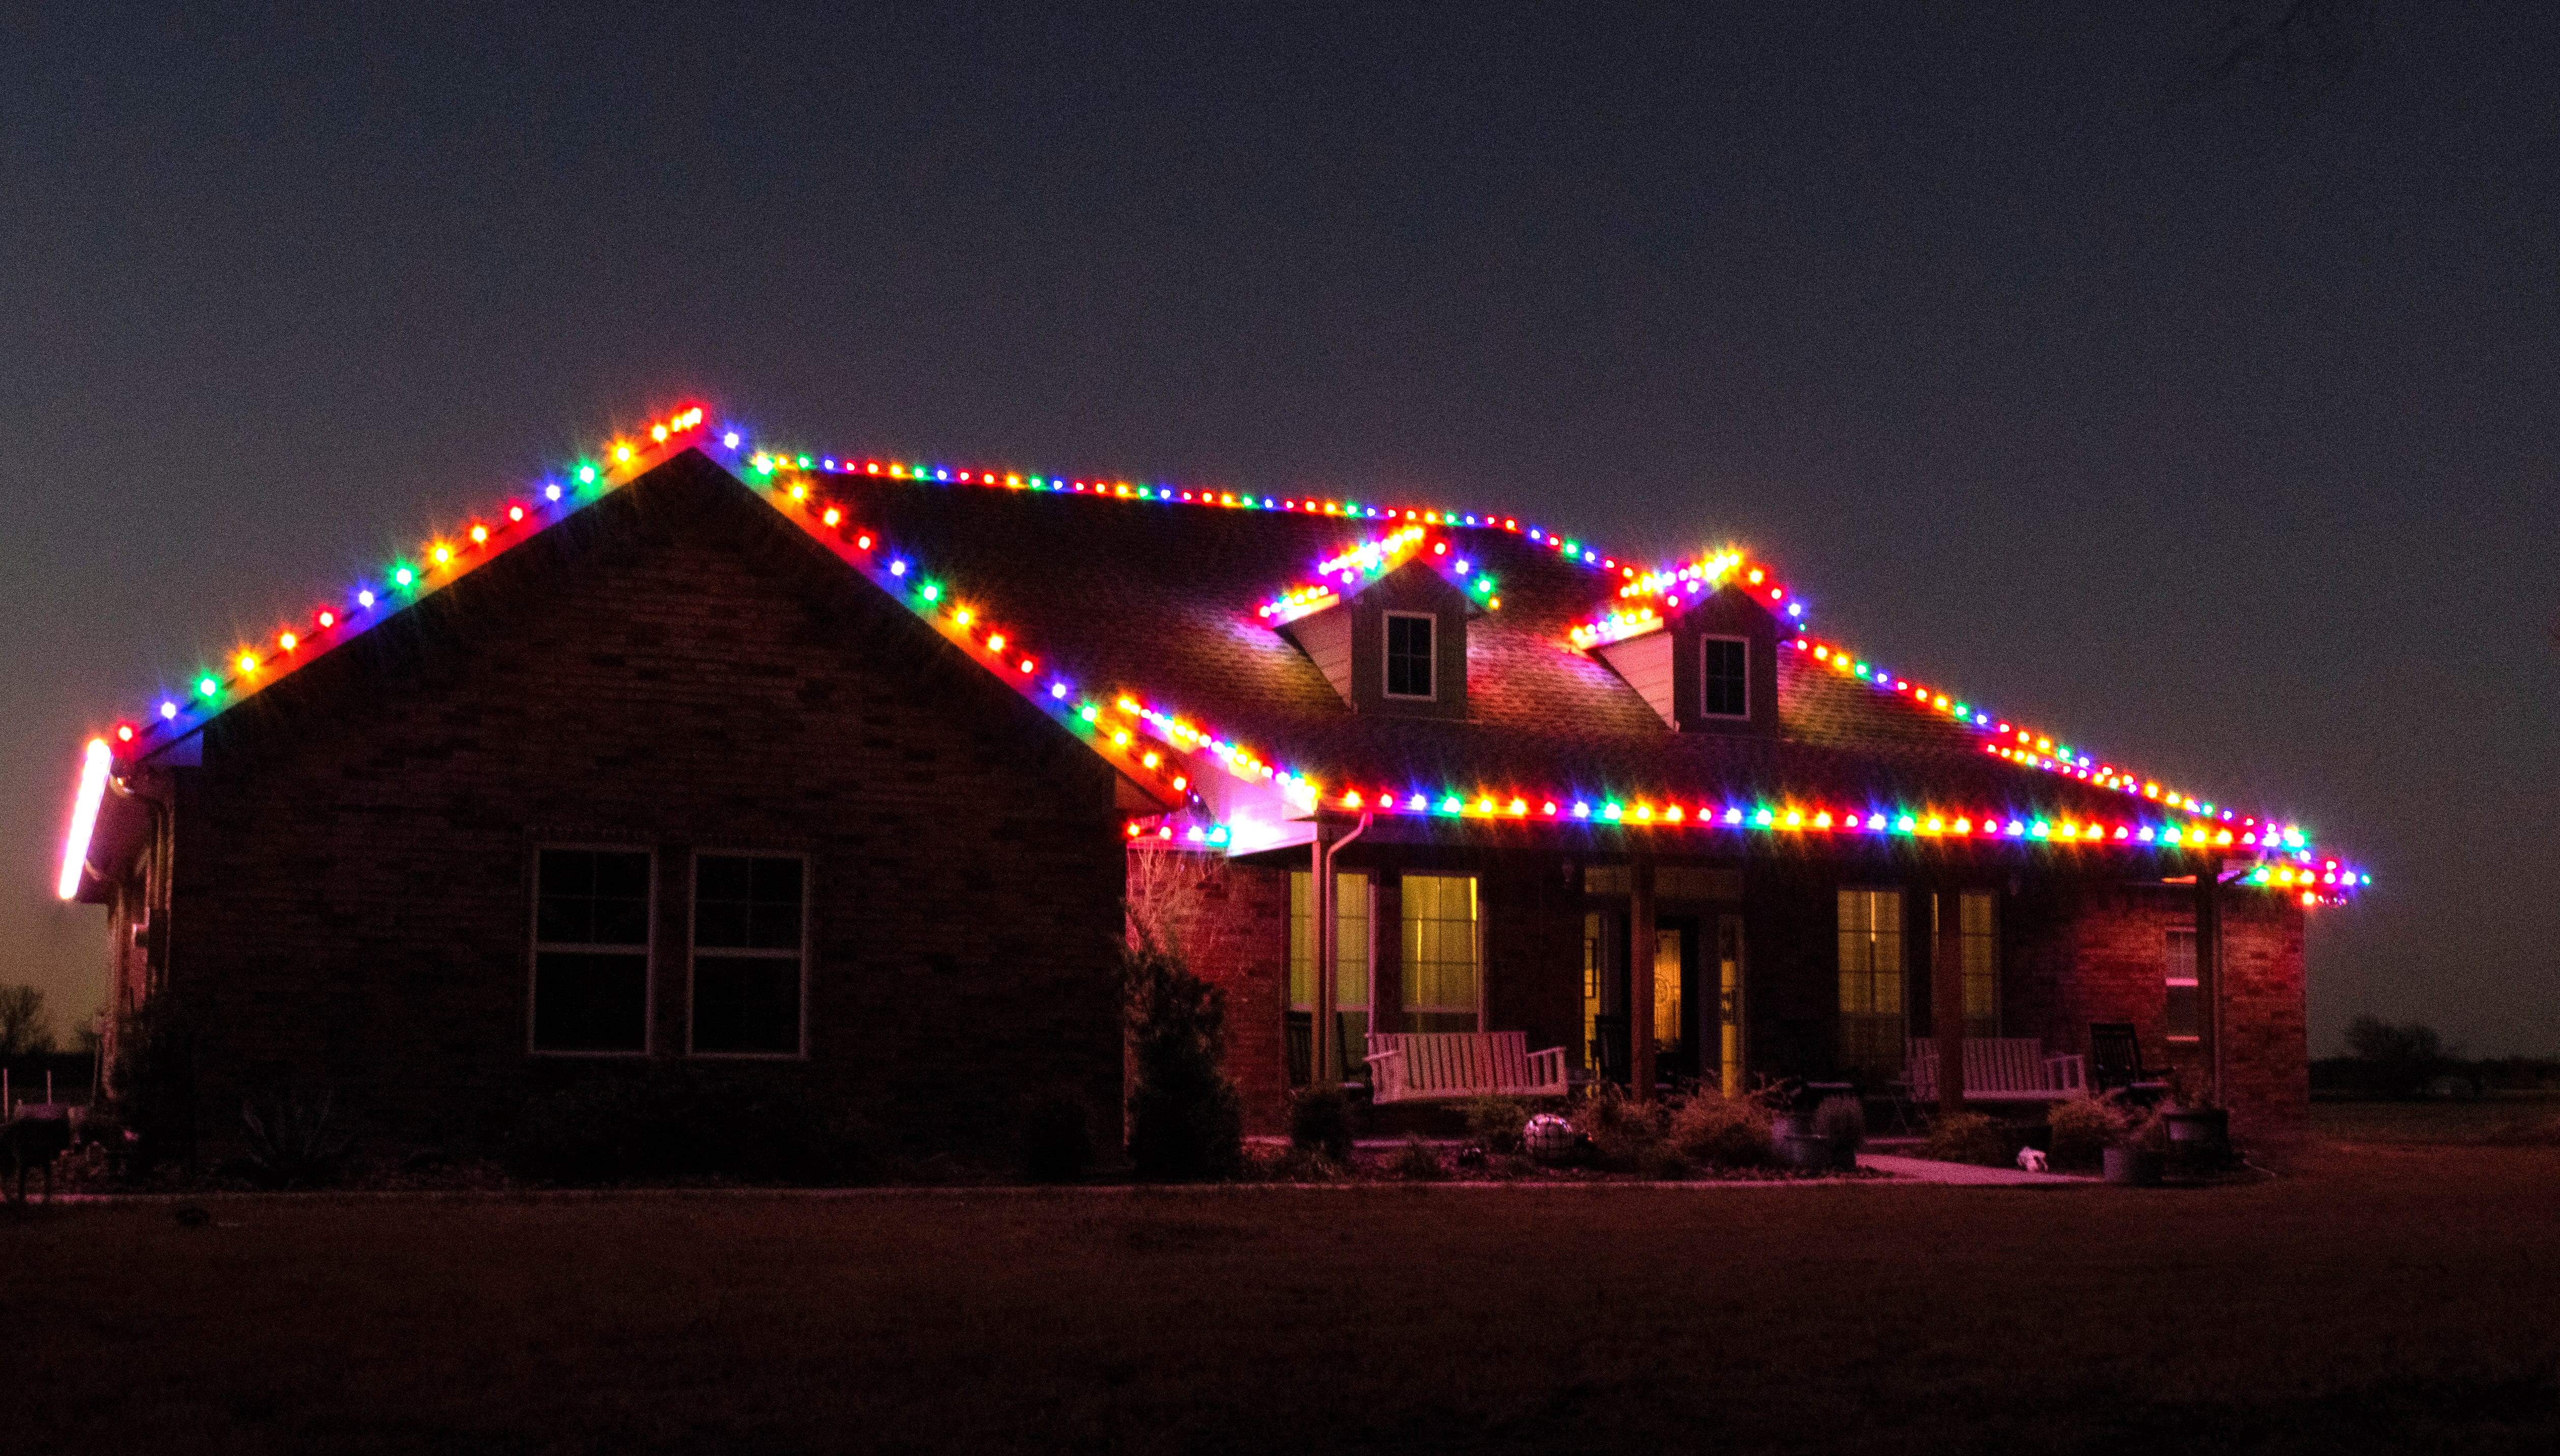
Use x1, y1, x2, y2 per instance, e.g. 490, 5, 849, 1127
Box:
1156, 821, 2298, 1136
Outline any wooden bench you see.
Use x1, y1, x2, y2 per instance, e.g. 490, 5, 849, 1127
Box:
1903, 1038, 2089, 1103
1366, 1031, 1569, 1103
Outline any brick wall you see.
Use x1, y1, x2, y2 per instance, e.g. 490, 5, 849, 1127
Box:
152, 452, 1128, 1163
1136, 850, 1292, 1132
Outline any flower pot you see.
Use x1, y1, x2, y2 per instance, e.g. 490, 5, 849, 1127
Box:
2161, 1109, 2229, 1153
1781, 1133, 1837, 1172
2103, 1146, 2164, 1186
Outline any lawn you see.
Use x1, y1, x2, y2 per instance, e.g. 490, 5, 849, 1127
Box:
6, 1144, 2557, 1454
2312, 1091, 2560, 1146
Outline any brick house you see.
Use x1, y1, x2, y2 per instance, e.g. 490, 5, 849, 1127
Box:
55, 405, 2362, 1156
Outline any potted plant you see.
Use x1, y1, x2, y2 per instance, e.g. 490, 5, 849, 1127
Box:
1811, 1094, 1866, 1172
2102, 1106, 2168, 1186
2159, 1066, 2230, 1162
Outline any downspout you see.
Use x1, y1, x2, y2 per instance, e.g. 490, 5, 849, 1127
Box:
1311, 811, 1374, 1089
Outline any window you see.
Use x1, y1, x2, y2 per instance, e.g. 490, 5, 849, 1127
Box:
1702, 636, 1749, 718
1384, 612, 1436, 699
691, 854, 806, 1055
1837, 889, 1905, 1078
1933, 889, 1999, 1038
2164, 925, 2200, 1041
1401, 873, 1479, 1032
532, 848, 651, 1054
1289, 871, 1372, 1080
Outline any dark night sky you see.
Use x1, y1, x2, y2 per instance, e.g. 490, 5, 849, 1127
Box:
5, 5, 2553, 1054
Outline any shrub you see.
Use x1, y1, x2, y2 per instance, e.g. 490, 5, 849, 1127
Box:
2047, 1093, 2126, 1169
109, 1000, 195, 1176
1463, 1095, 1533, 1155
1389, 1136, 1446, 1181
1667, 1090, 1777, 1169
504, 1070, 870, 1185
1289, 1085, 1354, 1161
1122, 930, 1244, 1181
1812, 1095, 1867, 1151
1019, 1086, 1095, 1184
1922, 1112, 2010, 1167
1579, 1083, 1667, 1171
237, 1090, 353, 1188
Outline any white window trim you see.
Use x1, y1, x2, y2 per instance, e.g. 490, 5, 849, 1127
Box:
686, 848, 812, 1060
1289, 870, 1376, 1015
1382, 610, 1438, 701
1700, 635, 1751, 719
528, 843, 655, 1058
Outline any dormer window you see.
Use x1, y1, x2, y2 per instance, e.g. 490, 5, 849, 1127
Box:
1385, 613, 1436, 700
1702, 637, 1749, 718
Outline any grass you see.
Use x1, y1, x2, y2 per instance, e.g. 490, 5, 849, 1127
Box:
2312, 1091, 2560, 1146
5, 1143, 2557, 1454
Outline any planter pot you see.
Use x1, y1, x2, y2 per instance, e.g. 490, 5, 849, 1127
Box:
1830, 1141, 1862, 1172
2103, 1147, 2165, 1187
2162, 1109, 2229, 1152
1780, 1133, 1837, 1172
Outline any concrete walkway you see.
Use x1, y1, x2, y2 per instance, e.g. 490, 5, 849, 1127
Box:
1858, 1152, 2088, 1186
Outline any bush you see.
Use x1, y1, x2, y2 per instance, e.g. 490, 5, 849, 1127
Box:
1463, 1095, 1533, 1155
1389, 1136, 1446, 1181
1812, 1095, 1867, 1151
1667, 1090, 1777, 1169
109, 1000, 195, 1176
237, 1090, 353, 1188
2047, 1093, 2126, 1169
1289, 1085, 1353, 1161
505, 1070, 870, 1185
1922, 1112, 2010, 1167
1019, 1086, 1095, 1183
1579, 1083, 1667, 1171
1122, 930, 1244, 1181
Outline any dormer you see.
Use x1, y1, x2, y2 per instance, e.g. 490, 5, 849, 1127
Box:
1275, 554, 1476, 719
1591, 584, 1780, 735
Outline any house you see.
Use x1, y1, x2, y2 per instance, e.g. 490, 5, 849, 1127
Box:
54, 405, 2364, 1157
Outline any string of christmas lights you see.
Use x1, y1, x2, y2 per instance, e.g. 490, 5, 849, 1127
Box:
57, 402, 2365, 908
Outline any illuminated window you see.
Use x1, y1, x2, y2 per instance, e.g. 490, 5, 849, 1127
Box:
1384, 612, 1436, 699
1932, 890, 2000, 1038
2164, 925, 2200, 1041
1401, 873, 1479, 1032
1837, 888, 1905, 1078
532, 849, 651, 1054
1288, 871, 1372, 1081
691, 854, 805, 1056
1702, 636, 1749, 718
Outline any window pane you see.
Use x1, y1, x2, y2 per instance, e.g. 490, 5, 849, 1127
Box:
1703, 638, 1749, 717
1837, 889, 1904, 1078
533, 951, 648, 1052
2165, 927, 2200, 1038
693, 956, 802, 1053
695, 854, 802, 951
1961, 889, 1998, 1032
1400, 873, 1477, 1021
538, 849, 650, 948
1386, 614, 1434, 698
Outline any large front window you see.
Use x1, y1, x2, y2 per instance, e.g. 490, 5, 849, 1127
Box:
1401, 873, 1479, 1032
532, 848, 651, 1054
1837, 888, 1905, 1079
691, 854, 806, 1055
1289, 871, 1371, 1081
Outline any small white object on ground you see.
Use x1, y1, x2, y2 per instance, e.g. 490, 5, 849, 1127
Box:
2016, 1148, 2049, 1173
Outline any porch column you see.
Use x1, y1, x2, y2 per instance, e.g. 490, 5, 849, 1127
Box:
1933, 888, 1965, 1116
1630, 857, 1657, 1101
1312, 828, 1335, 1090
2197, 859, 2223, 1102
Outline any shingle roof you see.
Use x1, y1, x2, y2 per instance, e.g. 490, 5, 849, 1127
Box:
60, 407, 2365, 905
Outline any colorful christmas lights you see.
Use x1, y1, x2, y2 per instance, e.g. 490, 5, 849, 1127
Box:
60, 400, 2363, 908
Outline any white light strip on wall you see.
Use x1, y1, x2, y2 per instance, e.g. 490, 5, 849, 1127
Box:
55, 738, 111, 901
